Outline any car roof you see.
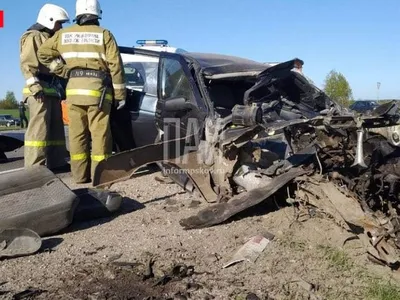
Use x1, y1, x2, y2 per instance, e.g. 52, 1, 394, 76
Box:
134, 45, 187, 53
118, 46, 271, 79
182, 52, 270, 79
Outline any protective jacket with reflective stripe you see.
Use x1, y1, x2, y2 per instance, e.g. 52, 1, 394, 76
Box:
37, 24, 126, 106
19, 30, 60, 100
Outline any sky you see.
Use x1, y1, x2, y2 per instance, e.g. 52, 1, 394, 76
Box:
0, 0, 399, 100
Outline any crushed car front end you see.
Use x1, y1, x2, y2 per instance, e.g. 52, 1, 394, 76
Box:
93, 54, 400, 268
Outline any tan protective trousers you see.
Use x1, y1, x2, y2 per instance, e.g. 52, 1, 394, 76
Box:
24, 95, 67, 169
67, 102, 112, 184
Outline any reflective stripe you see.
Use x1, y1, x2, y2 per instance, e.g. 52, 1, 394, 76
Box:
112, 83, 126, 90
66, 89, 113, 100
62, 52, 106, 61
26, 77, 39, 85
25, 140, 65, 147
71, 153, 110, 161
22, 87, 59, 96
91, 154, 110, 161
71, 153, 88, 161
25, 141, 46, 147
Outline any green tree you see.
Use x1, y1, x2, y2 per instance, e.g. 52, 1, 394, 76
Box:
0, 91, 19, 109
323, 70, 353, 107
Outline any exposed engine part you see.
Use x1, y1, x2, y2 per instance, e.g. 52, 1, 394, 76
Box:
233, 165, 272, 191
231, 104, 263, 127
351, 128, 367, 168
368, 125, 400, 147
197, 140, 214, 166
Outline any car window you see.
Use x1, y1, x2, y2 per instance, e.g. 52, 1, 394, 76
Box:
124, 62, 159, 96
124, 64, 145, 88
160, 58, 194, 101
121, 53, 160, 96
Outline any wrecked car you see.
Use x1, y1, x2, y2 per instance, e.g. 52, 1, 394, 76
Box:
93, 48, 341, 196
92, 47, 400, 268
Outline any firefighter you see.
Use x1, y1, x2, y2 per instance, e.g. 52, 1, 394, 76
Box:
20, 3, 70, 171
37, 0, 126, 184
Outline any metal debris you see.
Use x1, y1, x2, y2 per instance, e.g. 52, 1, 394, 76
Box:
179, 168, 307, 229
223, 233, 275, 268
298, 180, 400, 268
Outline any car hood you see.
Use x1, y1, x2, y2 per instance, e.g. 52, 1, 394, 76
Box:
241, 58, 346, 121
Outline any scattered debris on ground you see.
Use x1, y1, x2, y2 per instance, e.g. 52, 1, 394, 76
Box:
223, 233, 274, 268
2, 94, 400, 297
1, 170, 400, 299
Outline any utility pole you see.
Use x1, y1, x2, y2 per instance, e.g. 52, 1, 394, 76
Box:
377, 82, 381, 102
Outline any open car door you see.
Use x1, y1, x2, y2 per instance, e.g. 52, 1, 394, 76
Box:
155, 52, 207, 144
92, 52, 207, 188
154, 52, 211, 194
116, 47, 161, 149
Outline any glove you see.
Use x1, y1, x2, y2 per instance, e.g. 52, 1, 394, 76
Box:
29, 83, 44, 103
115, 100, 125, 110
33, 90, 45, 103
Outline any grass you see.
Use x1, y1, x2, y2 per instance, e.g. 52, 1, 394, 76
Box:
364, 278, 400, 300
318, 245, 354, 272
0, 109, 28, 118
318, 245, 400, 300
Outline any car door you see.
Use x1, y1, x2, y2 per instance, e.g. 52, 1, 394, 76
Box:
155, 52, 207, 145
110, 47, 161, 151
154, 52, 209, 192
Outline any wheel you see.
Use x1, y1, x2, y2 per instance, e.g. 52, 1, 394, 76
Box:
6, 122, 10, 127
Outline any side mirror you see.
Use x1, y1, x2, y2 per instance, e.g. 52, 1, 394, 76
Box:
164, 97, 194, 111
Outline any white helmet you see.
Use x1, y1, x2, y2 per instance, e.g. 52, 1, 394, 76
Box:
37, 4, 70, 30
76, 0, 102, 19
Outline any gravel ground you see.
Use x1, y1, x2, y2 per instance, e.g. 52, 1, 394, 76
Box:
1, 165, 400, 299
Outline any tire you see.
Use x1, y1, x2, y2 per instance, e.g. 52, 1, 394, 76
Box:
6, 123, 10, 127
